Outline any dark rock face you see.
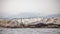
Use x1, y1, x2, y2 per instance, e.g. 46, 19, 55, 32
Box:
34, 23, 47, 28
45, 23, 60, 28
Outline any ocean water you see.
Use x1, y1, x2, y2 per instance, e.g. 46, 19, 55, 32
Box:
0, 28, 60, 34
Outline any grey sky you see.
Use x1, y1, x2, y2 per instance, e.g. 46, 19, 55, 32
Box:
0, 0, 60, 18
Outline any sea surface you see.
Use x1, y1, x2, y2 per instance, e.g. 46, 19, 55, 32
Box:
0, 28, 60, 34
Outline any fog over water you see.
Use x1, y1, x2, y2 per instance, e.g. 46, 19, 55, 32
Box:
0, 0, 60, 18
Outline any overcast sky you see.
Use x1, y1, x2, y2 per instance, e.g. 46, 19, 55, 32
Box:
0, 0, 60, 18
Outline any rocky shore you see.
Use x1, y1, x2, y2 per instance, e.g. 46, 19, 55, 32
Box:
0, 17, 60, 28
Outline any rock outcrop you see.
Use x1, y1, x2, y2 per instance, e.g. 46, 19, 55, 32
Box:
0, 18, 60, 28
